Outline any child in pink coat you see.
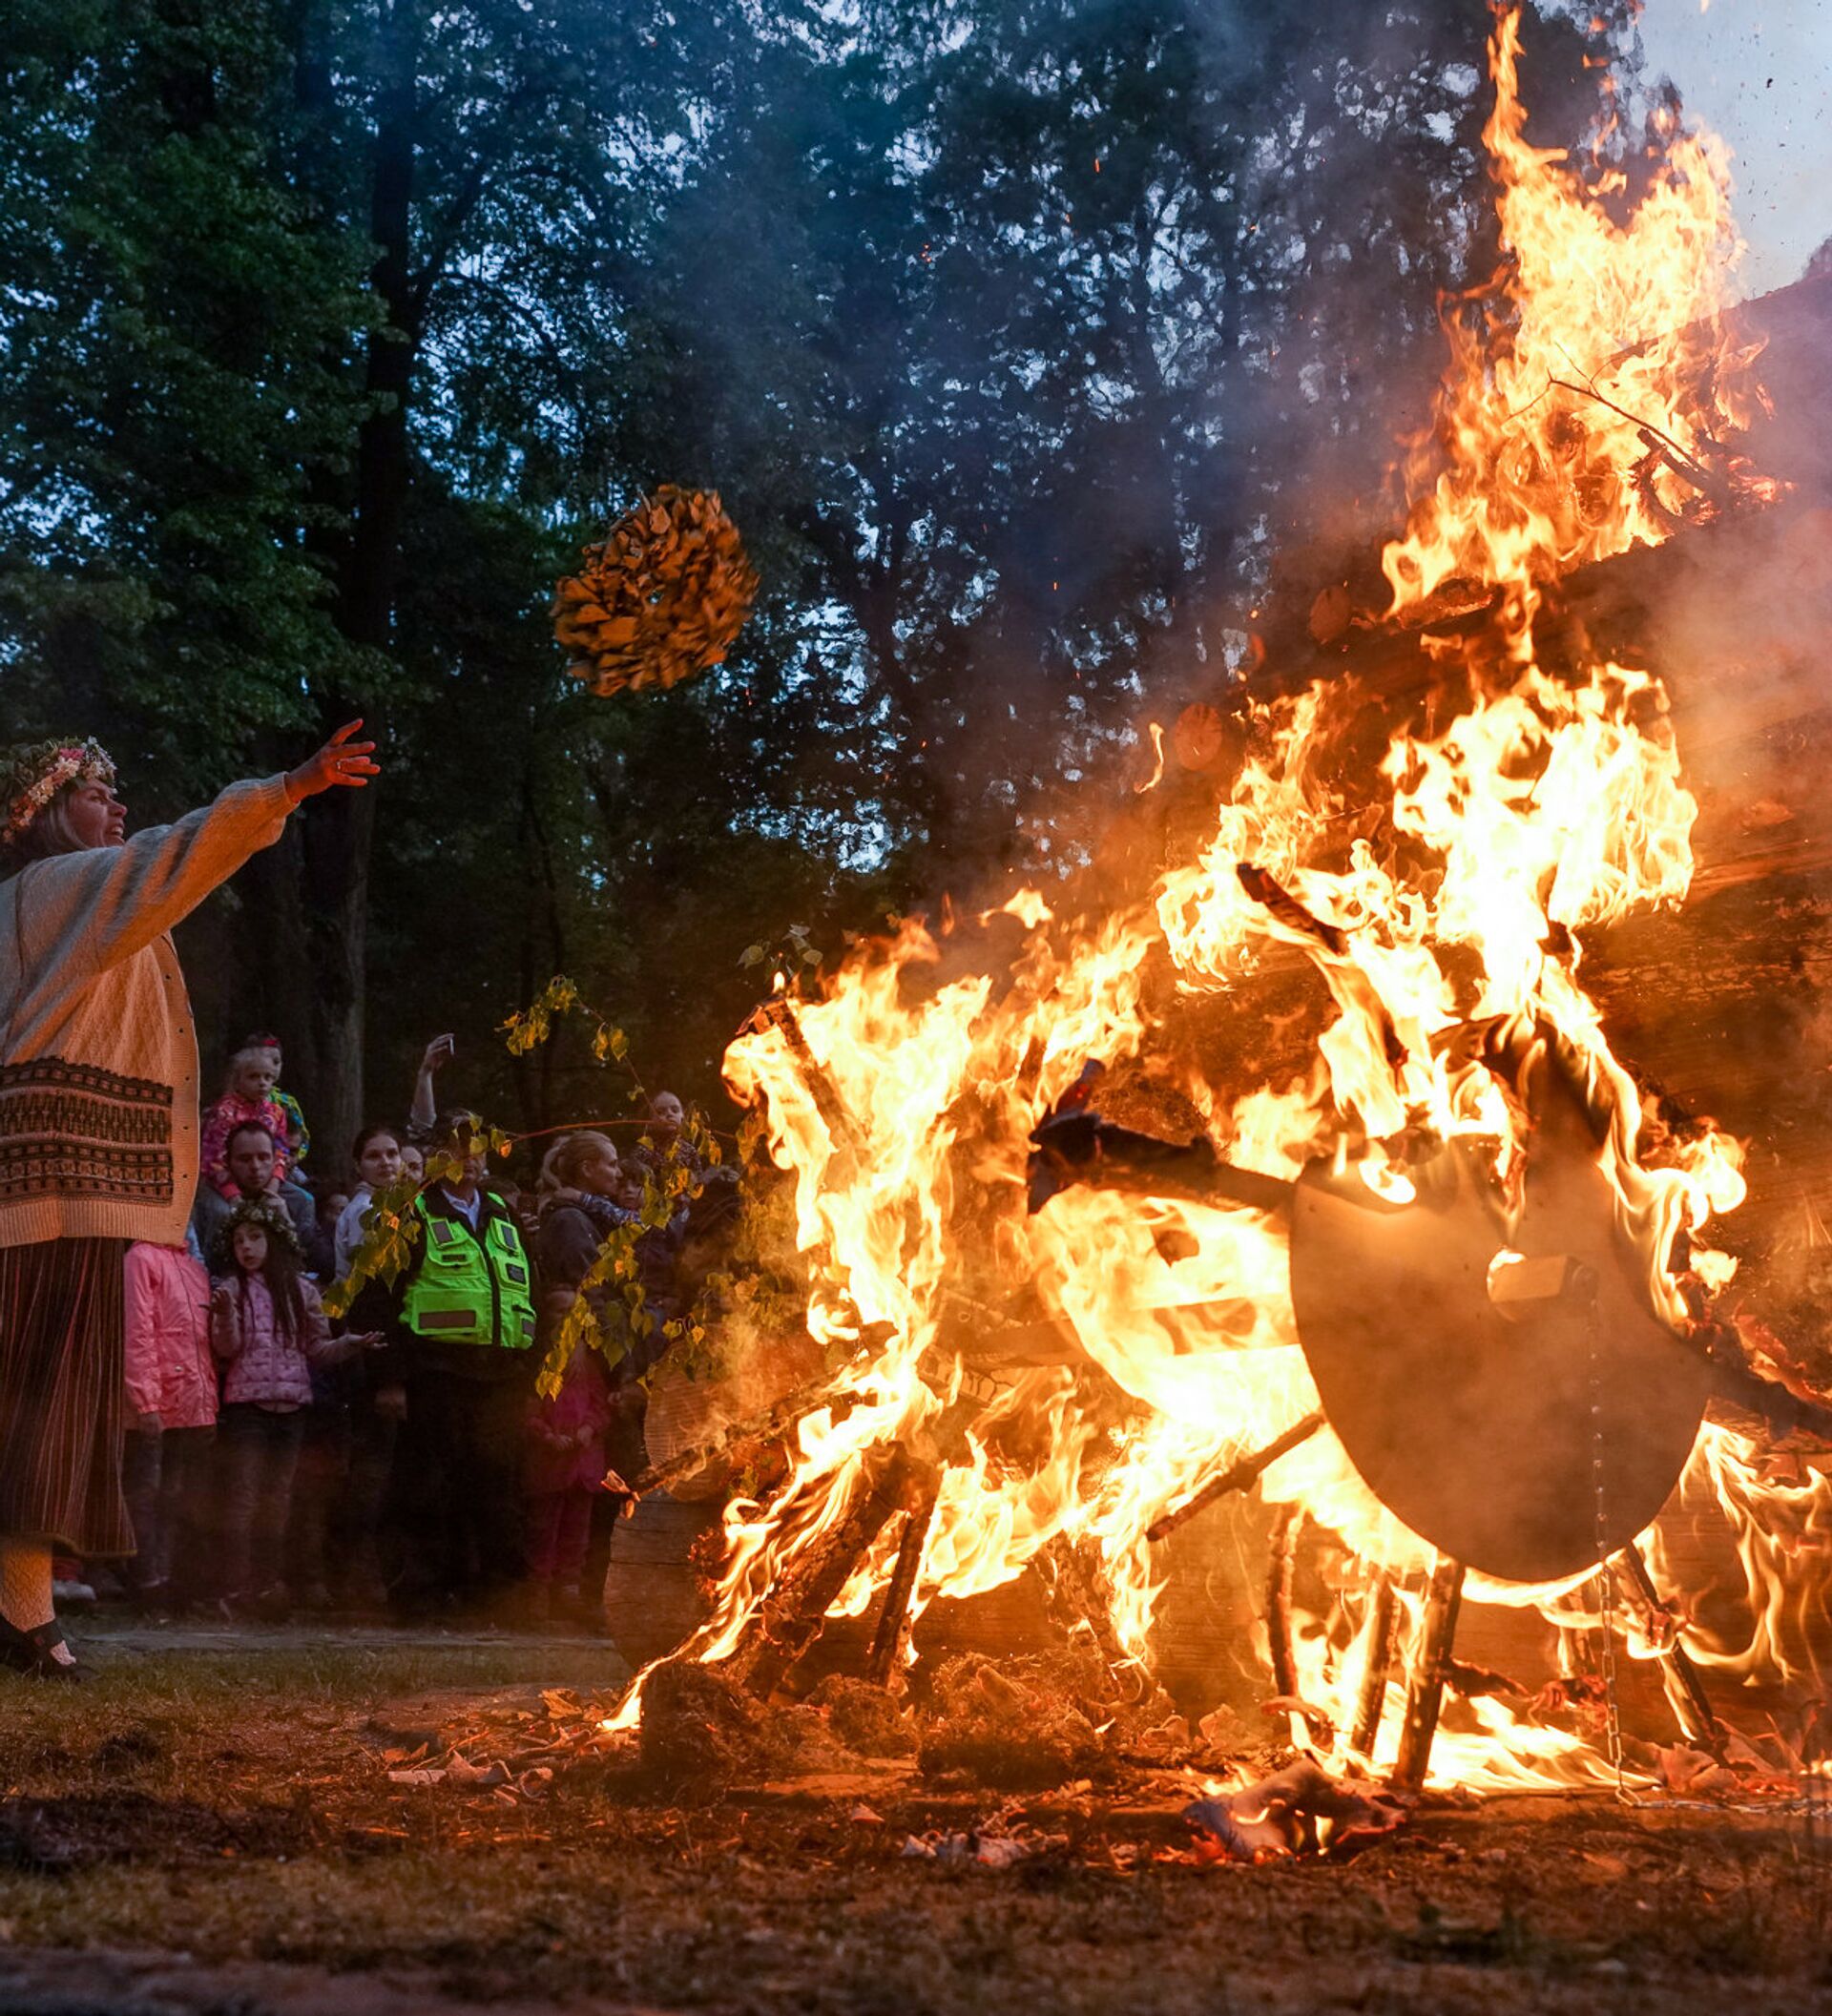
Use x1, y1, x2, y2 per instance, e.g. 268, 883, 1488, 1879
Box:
207, 1199, 368, 1614
522, 1341, 615, 1624
121, 1239, 217, 1606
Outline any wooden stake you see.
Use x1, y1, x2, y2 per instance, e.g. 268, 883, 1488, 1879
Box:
758, 998, 863, 1156
1348, 1573, 1398, 1759
1265, 1505, 1301, 1704
1389, 1555, 1465, 1795
1613, 1543, 1723, 1757
864, 1474, 941, 1686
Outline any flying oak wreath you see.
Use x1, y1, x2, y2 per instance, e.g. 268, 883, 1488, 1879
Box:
553, 486, 759, 698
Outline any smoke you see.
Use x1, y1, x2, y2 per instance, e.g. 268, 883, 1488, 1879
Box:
634, 3, 1642, 891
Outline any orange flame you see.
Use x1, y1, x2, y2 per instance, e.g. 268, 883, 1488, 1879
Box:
604, 11, 1806, 1795
1382, 9, 1773, 616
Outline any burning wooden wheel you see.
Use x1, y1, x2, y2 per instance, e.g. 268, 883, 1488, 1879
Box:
1020, 1010, 1824, 1789
1286, 1055, 1714, 1587
1030, 1026, 1717, 1582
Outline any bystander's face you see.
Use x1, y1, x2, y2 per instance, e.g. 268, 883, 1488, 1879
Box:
399, 1145, 425, 1183
62, 777, 126, 850
231, 1224, 269, 1273
358, 1133, 402, 1189
441, 1134, 488, 1187
647, 1092, 684, 1146
234, 1055, 280, 1101
227, 1129, 279, 1195
577, 1147, 620, 1197
614, 1169, 645, 1214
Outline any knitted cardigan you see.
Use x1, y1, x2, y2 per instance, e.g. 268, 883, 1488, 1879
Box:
0, 778, 294, 1250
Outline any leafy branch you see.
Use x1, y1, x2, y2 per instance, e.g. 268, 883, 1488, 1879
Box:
501, 973, 632, 1070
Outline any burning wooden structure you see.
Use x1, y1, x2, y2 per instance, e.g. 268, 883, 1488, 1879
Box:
598, 12, 1832, 1800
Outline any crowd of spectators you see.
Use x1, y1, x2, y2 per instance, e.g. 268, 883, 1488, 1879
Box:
71, 1030, 738, 1631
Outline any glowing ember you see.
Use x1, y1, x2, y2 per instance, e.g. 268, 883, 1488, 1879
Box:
603, 11, 1814, 1796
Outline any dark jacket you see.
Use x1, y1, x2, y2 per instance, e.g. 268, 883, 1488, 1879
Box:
533, 1194, 678, 1384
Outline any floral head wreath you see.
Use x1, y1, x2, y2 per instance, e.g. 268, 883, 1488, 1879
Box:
209, 1195, 302, 1275
0, 738, 115, 847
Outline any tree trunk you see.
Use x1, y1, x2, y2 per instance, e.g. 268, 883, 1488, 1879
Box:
299, 0, 419, 1164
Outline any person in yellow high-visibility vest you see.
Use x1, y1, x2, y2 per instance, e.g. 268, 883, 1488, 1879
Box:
359, 1110, 538, 1618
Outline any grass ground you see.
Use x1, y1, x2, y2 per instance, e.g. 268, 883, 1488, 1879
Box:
0, 1619, 1826, 2014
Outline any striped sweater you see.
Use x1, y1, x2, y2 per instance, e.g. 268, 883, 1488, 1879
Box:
0, 778, 294, 1249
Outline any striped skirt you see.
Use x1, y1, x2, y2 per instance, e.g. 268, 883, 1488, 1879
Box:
0, 1237, 133, 1555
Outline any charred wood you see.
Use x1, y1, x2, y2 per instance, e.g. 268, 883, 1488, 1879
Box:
1028, 1104, 1296, 1219
732, 1445, 936, 1700
1262, 1507, 1330, 1747
1390, 1556, 1466, 1796
1697, 1325, 1832, 1452
1348, 1574, 1398, 1759
1147, 1411, 1325, 1544
605, 1370, 848, 1504
752, 997, 864, 1157
1613, 1543, 1724, 1757
1265, 1505, 1299, 1703
864, 1476, 941, 1687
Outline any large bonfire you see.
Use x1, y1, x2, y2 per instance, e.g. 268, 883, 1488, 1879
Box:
609, 11, 1818, 1794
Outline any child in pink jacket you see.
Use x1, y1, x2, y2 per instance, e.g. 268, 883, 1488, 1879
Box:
122, 1239, 217, 1607
207, 1199, 367, 1614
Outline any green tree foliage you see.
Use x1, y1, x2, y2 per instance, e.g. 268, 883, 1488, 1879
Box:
0, 0, 375, 799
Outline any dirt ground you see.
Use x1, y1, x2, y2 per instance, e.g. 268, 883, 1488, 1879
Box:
0, 1619, 1825, 2016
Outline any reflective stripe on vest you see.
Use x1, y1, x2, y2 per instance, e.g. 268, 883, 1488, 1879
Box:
401, 1198, 536, 1349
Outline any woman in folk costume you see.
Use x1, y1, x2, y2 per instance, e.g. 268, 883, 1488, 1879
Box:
0, 722, 378, 1675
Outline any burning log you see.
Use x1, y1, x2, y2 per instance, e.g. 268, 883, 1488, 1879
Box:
731, 1444, 939, 1701
1348, 1574, 1399, 1759
1234, 863, 1348, 956
864, 1473, 942, 1686
1027, 1105, 1295, 1219
1389, 1557, 1466, 1796
753, 996, 863, 1157
1146, 1411, 1325, 1545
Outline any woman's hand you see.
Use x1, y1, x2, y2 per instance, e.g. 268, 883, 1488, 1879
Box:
285, 720, 380, 805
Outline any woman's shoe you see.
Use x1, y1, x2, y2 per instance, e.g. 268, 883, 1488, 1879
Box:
0, 1615, 93, 1682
